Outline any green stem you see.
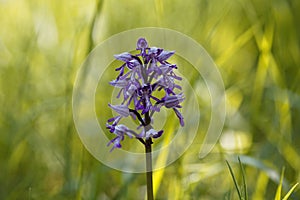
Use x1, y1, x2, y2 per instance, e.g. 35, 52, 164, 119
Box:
145, 138, 153, 200
144, 111, 153, 200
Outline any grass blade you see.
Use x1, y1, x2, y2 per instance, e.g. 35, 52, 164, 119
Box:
282, 183, 299, 200
238, 157, 248, 200
226, 160, 242, 200
275, 168, 285, 200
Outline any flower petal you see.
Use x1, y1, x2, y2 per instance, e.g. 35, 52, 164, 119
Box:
157, 50, 175, 62
109, 104, 130, 117
145, 129, 164, 139
164, 93, 185, 108
114, 52, 132, 62
107, 136, 124, 151
173, 108, 184, 126
110, 79, 128, 88
153, 130, 163, 138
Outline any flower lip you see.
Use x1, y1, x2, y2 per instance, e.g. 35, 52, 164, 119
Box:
145, 129, 158, 139
107, 136, 123, 151
173, 108, 184, 126
139, 128, 164, 139
152, 130, 163, 138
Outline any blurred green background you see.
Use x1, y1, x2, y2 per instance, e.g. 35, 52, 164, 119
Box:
0, 0, 300, 199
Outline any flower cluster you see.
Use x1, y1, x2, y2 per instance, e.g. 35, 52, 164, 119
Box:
106, 38, 184, 151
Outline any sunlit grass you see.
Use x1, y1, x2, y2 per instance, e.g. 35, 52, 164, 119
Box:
227, 158, 298, 200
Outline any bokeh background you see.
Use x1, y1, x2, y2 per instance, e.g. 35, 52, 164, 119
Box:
0, 0, 300, 199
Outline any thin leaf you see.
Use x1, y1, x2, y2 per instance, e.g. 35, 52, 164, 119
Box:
275, 168, 285, 200
282, 182, 299, 200
238, 157, 248, 200
226, 160, 242, 200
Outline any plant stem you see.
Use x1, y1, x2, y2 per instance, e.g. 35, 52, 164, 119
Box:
145, 138, 153, 200
144, 110, 153, 200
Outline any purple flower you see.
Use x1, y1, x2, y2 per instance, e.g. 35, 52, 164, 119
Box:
106, 38, 184, 150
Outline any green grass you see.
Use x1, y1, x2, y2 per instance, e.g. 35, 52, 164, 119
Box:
226, 158, 298, 200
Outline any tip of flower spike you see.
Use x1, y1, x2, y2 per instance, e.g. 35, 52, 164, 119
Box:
137, 38, 148, 49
